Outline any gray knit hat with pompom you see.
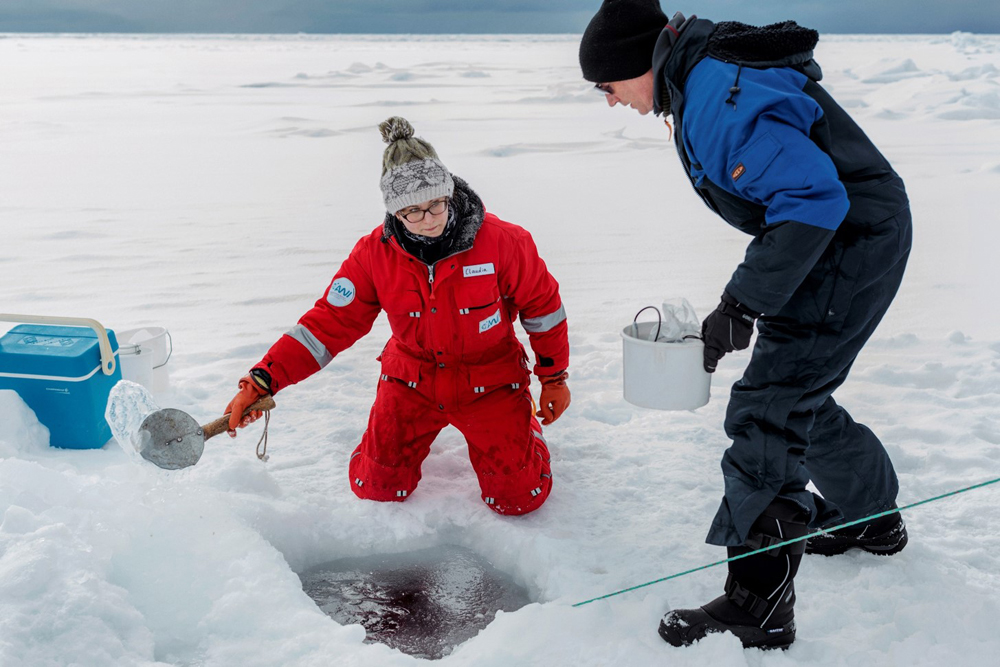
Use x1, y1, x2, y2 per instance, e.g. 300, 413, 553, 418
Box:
378, 117, 455, 213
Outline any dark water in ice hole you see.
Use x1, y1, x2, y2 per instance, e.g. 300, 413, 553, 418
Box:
299, 544, 533, 660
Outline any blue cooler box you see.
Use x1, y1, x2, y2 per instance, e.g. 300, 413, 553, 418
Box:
0, 324, 121, 449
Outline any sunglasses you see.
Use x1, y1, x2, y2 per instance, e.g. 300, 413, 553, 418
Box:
594, 82, 615, 96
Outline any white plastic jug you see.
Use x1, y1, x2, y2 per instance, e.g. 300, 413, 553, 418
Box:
621, 308, 711, 411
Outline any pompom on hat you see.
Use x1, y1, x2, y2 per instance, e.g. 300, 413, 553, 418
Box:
579, 0, 668, 83
378, 117, 455, 214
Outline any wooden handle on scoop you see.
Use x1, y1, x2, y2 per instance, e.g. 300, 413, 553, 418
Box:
201, 396, 276, 441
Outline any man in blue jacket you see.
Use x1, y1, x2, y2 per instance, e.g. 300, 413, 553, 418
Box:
580, 0, 912, 650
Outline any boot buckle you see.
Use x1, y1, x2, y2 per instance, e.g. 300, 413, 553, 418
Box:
745, 531, 806, 557
725, 573, 769, 619
744, 532, 783, 557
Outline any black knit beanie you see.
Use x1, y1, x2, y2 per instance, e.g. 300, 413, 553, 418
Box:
579, 0, 668, 83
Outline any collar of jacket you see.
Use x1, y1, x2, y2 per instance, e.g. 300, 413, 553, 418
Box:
652, 16, 715, 118
381, 174, 486, 263
652, 17, 823, 119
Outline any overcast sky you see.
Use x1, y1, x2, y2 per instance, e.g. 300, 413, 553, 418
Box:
1, 0, 997, 34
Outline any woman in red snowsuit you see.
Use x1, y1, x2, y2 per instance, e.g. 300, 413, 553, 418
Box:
226, 117, 571, 515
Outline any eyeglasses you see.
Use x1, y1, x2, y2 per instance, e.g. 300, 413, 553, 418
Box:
399, 198, 449, 223
594, 82, 615, 96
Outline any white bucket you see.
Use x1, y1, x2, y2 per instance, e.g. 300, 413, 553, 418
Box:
621, 320, 711, 411
116, 327, 172, 394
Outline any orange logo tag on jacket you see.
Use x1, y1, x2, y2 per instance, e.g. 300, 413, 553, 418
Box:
732, 163, 746, 181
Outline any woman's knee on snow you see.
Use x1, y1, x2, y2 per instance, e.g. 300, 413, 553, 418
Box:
348, 443, 422, 502
477, 443, 553, 516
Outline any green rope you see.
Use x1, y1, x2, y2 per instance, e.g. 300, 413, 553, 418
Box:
572, 476, 1000, 608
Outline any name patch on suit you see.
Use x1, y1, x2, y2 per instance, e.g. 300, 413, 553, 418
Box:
327, 277, 355, 307
464, 263, 495, 277
731, 163, 746, 181
479, 309, 502, 333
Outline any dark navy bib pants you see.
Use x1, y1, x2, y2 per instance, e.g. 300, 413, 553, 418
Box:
715, 209, 911, 545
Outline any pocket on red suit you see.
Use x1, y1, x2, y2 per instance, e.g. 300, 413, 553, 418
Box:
456, 278, 508, 356
383, 290, 426, 349
466, 358, 530, 396
379, 352, 423, 388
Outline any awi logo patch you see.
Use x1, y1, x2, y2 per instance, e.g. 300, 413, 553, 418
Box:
327, 277, 356, 307
479, 309, 502, 333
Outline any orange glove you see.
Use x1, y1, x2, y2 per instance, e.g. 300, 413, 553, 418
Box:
226, 374, 269, 436
536, 370, 571, 426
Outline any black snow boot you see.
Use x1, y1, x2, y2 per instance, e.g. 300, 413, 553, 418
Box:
658, 500, 809, 650
805, 505, 907, 556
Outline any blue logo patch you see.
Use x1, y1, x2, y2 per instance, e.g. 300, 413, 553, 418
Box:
479, 309, 501, 333
327, 277, 356, 307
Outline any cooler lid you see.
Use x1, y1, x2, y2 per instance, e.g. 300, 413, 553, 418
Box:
0, 325, 120, 379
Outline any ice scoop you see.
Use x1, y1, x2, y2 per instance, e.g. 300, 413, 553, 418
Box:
137, 396, 275, 469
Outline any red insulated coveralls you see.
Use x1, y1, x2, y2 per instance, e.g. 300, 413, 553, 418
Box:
252, 199, 569, 515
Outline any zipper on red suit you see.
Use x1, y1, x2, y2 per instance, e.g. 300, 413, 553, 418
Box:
388, 235, 468, 301
427, 246, 466, 286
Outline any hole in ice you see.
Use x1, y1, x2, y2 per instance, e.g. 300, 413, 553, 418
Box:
299, 544, 532, 660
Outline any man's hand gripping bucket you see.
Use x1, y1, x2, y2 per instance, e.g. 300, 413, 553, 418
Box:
621, 302, 711, 411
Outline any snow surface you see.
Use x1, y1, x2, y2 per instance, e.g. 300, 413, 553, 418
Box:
1, 32, 1000, 666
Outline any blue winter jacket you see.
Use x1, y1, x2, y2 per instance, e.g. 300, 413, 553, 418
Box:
653, 18, 909, 315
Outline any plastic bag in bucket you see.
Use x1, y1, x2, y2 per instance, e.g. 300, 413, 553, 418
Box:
621, 301, 711, 411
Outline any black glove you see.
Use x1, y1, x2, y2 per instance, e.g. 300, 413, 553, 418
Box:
701, 292, 759, 373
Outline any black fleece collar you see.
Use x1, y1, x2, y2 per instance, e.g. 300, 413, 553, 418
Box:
708, 20, 819, 66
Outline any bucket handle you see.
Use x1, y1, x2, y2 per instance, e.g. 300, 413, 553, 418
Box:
153, 330, 173, 370
0, 313, 117, 375
632, 306, 663, 342
631, 307, 705, 343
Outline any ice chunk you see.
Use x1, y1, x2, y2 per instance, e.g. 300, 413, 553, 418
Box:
299, 544, 532, 659
105, 380, 159, 462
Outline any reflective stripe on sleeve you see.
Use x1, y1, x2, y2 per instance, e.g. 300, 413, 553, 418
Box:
286, 324, 333, 369
520, 304, 566, 333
